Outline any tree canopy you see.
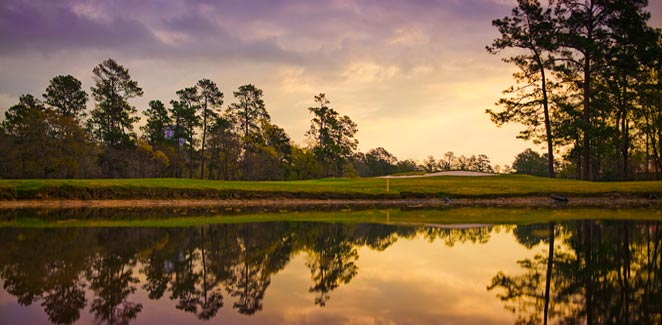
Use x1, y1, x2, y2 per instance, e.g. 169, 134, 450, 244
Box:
488, 0, 662, 181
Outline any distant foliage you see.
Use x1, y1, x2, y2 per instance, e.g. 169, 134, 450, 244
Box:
2, 94, 97, 178
512, 149, 548, 177
141, 100, 171, 148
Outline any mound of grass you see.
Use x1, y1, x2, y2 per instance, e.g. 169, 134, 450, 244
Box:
0, 175, 660, 200
390, 171, 427, 176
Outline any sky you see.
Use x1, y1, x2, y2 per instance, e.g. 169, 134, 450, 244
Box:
1, 0, 661, 167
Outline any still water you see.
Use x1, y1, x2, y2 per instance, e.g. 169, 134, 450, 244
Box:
0, 211, 660, 324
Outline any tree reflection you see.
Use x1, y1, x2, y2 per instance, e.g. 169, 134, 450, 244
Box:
41, 264, 87, 325
225, 223, 293, 315
168, 227, 224, 320
354, 224, 414, 251
488, 223, 571, 324
87, 230, 143, 324
225, 246, 270, 315
489, 221, 662, 324
420, 225, 494, 246
0, 222, 498, 320
5, 219, 634, 323
0, 229, 90, 324
140, 232, 172, 300
305, 224, 359, 307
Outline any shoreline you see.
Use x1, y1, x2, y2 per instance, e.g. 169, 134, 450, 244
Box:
1, 196, 660, 209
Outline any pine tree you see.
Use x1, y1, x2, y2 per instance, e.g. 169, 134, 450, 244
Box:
87, 58, 143, 148
43, 75, 88, 120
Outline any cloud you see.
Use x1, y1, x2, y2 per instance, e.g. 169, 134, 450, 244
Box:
342, 61, 400, 83
0, 0, 512, 66
388, 26, 430, 46
0, 0, 561, 165
0, 0, 305, 64
0, 1, 156, 54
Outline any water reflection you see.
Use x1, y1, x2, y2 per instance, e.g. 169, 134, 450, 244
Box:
0, 219, 660, 324
488, 220, 662, 324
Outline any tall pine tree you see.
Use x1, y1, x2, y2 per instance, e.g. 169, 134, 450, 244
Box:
196, 79, 223, 179
87, 58, 143, 149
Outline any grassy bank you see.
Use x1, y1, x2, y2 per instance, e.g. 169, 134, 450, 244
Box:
1, 207, 660, 228
0, 175, 661, 200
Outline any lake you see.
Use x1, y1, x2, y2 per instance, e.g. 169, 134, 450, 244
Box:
0, 208, 660, 324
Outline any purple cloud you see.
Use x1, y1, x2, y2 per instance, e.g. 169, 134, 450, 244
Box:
0, 1, 155, 54
0, 0, 515, 59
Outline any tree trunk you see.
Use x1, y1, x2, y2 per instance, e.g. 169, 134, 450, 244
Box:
582, 54, 592, 181
544, 222, 555, 325
584, 220, 594, 325
645, 132, 650, 179
643, 109, 661, 179
538, 55, 555, 178
622, 118, 629, 180
576, 137, 582, 180
189, 142, 194, 179
618, 76, 630, 181
201, 100, 207, 180
622, 223, 631, 322
592, 144, 600, 181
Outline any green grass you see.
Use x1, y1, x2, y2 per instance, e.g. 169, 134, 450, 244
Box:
1, 207, 659, 228
0, 174, 660, 200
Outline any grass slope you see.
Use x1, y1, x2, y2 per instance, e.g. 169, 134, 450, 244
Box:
0, 175, 660, 200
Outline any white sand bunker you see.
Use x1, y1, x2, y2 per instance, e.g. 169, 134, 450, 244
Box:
383, 171, 497, 178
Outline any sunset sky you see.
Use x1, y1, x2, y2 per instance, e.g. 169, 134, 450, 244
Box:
1, 0, 661, 166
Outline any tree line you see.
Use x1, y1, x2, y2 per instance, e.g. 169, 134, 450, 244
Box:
0, 59, 363, 180
488, 0, 662, 180
0, 58, 503, 180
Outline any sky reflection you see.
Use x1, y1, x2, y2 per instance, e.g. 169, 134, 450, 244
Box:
1, 220, 660, 324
